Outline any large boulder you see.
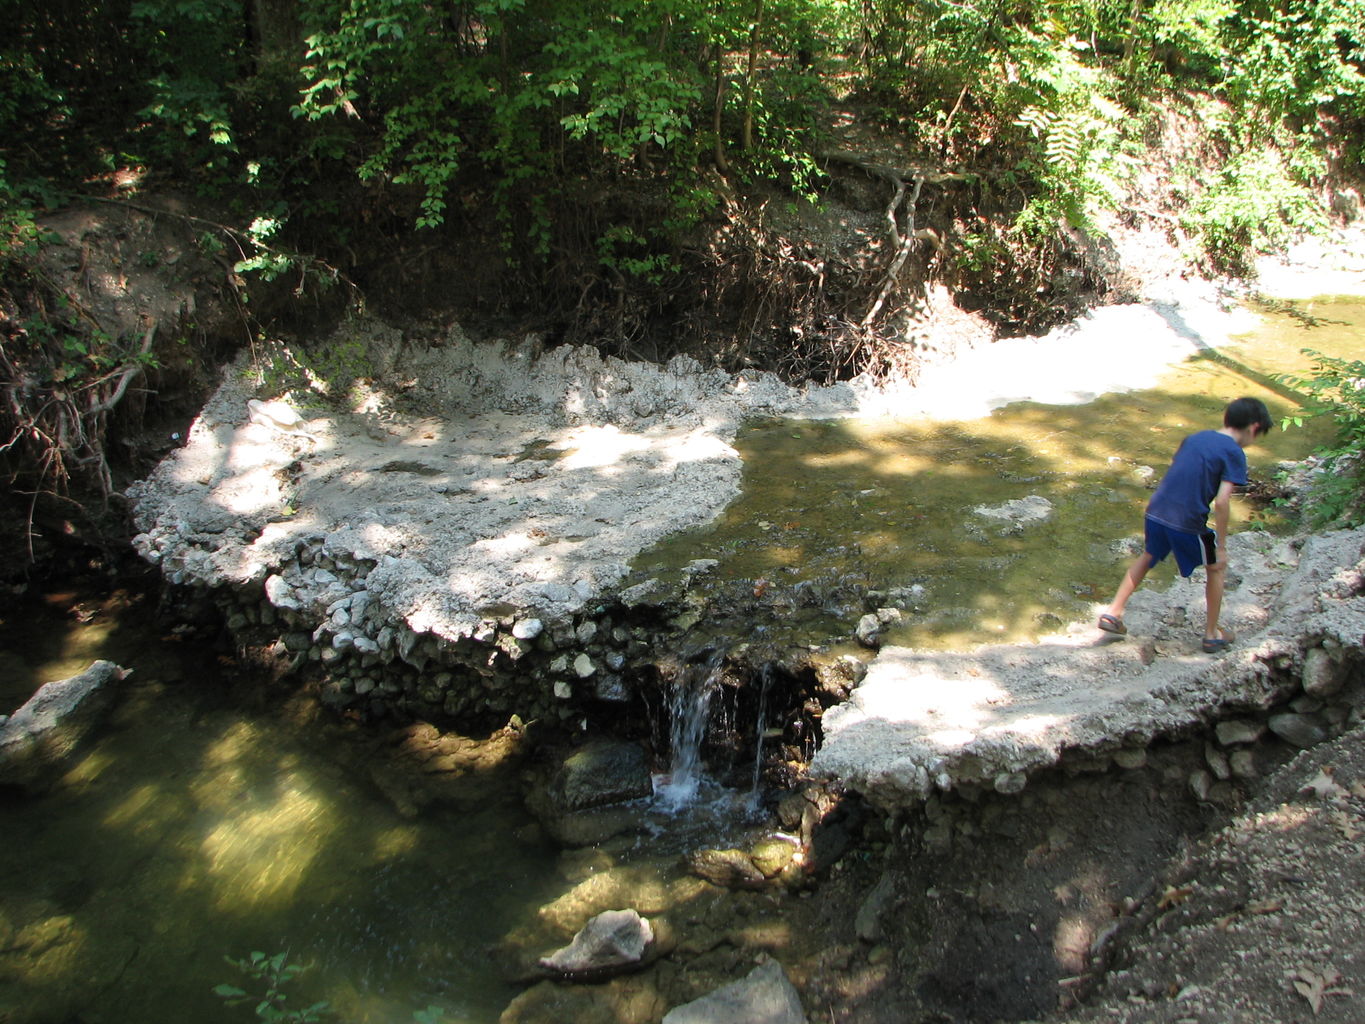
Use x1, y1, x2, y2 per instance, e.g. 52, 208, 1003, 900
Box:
0, 661, 126, 790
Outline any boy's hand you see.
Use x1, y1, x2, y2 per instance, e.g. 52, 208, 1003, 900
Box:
1211, 543, 1229, 569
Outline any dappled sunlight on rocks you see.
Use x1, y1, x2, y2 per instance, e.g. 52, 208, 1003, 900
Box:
1248, 804, 1314, 834
730, 918, 795, 950
536, 868, 686, 931
7, 913, 91, 996
1000, 713, 1071, 739
472, 532, 539, 560
60, 744, 116, 786
855, 662, 1012, 732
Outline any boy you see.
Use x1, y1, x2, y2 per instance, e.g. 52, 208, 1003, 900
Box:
1098, 396, 1274, 653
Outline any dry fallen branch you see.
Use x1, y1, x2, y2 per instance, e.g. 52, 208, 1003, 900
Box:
861, 176, 925, 329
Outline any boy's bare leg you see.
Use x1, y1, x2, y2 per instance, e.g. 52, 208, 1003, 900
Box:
1106, 552, 1154, 621
1204, 562, 1227, 640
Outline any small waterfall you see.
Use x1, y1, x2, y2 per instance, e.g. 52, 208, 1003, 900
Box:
654, 653, 724, 810
749, 663, 773, 801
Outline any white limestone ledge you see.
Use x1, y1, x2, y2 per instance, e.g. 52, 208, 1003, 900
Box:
812, 528, 1365, 813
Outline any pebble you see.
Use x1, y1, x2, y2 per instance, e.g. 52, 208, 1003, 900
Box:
512, 617, 543, 640
1190, 769, 1213, 801
1204, 744, 1231, 781
1229, 749, 1257, 778
1302, 646, 1346, 697
1114, 748, 1148, 770
1268, 712, 1328, 749
1216, 719, 1266, 746
993, 771, 1028, 795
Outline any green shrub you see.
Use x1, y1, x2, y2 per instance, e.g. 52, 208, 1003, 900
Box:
214, 951, 331, 1024
1278, 349, 1365, 528
1180, 146, 1326, 273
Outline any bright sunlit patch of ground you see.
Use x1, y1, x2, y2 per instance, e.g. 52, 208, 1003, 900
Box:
556, 424, 652, 468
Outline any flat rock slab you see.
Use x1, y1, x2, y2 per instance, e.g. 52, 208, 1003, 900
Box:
127, 329, 762, 640
813, 529, 1365, 813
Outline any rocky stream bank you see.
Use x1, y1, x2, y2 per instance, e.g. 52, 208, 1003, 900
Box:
6, 225, 1365, 1022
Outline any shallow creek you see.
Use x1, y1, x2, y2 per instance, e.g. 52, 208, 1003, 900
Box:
1, 296, 1361, 1023
637, 295, 1359, 650
0, 585, 566, 1022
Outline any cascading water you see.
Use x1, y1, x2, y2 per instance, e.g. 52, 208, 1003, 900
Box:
654, 652, 724, 810
749, 663, 773, 805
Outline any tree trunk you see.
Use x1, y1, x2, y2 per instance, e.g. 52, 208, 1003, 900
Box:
247, 0, 301, 65
1122, 0, 1145, 68
741, 0, 763, 151
713, 38, 730, 174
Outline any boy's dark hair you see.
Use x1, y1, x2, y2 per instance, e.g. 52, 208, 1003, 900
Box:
1224, 396, 1274, 435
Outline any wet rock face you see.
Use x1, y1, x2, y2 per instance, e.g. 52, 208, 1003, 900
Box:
551, 740, 653, 811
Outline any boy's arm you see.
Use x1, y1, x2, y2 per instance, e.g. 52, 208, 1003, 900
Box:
1211, 479, 1236, 567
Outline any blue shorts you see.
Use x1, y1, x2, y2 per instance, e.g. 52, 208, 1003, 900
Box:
1144, 516, 1217, 578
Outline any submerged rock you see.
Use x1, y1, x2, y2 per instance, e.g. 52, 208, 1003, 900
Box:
972, 495, 1054, 534
526, 739, 654, 847
500, 976, 666, 1024
687, 848, 768, 889
0, 661, 126, 790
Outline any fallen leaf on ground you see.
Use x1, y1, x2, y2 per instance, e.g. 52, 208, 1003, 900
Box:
1158, 885, 1194, 910
1293, 967, 1353, 1014
1215, 898, 1282, 930
1329, 810, 1362, 840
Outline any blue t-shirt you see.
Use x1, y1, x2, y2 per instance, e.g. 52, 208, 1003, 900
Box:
1146, 430, 1248, 534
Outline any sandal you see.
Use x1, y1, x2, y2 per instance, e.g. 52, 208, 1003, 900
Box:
1098, 613, 1127, 636
1201, 628, 1235, 654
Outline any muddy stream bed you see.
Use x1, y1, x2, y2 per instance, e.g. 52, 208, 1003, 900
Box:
1, 296, 1361, 1023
